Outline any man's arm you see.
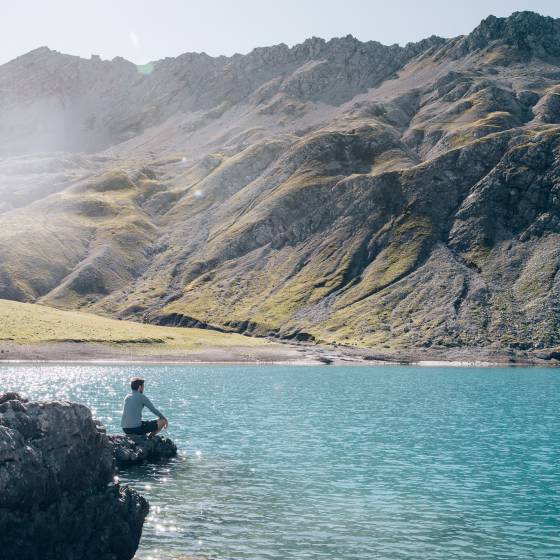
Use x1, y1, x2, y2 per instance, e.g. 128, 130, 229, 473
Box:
141, 394, 166, 420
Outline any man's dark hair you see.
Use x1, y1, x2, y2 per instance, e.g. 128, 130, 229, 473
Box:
130, 377, 145, 391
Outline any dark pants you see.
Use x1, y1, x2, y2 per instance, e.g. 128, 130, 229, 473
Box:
123, 420, 158, 435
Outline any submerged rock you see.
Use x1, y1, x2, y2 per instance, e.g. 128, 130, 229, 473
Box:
0, 392, 149, 560
108, 433, 178, 467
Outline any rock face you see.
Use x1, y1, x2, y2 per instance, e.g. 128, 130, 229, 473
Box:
108, 433, 178, 467
0, 393, 149, 560
2, 11, 560, 354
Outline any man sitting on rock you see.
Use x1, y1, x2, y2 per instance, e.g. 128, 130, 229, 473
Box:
121, 377, 168, 438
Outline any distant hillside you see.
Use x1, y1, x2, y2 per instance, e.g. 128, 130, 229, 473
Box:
1, 11, 560, 354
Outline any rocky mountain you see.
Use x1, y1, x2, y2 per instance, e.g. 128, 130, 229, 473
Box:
1, 11, 560, 353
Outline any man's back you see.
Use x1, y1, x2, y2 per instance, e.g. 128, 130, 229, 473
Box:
121, 390, 146, 429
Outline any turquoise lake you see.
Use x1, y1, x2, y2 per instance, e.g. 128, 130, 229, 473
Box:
1, 364, 559, 559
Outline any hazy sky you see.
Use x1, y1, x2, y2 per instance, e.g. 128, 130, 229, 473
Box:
2, 0, 560, 65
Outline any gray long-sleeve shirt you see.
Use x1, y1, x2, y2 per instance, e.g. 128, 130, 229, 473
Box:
121, 390, 165, 428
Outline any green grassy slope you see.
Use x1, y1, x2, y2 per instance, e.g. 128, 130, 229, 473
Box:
0, 298, 270, 350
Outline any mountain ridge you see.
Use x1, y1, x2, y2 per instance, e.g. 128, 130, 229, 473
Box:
10, 9, 556, 69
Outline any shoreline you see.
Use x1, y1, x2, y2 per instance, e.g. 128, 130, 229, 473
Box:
1, 341, 559, 368
0, 360, 547, 368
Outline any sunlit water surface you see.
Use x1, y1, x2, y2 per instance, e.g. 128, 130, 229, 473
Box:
1, 364, 559, 559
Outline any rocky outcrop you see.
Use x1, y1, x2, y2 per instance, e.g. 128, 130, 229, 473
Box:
0, 392, 149, 560
459, 11, 560, 58
108, 433, 177, 467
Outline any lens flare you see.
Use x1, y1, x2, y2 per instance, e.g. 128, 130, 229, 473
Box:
137, 62, 154, 76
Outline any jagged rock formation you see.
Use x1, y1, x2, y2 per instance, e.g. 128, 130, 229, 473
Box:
0, 392, 148, 560
108, 433, 178, 467
1, 11, 560, 353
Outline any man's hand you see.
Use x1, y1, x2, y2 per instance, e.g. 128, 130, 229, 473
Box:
155, 417, 168, 433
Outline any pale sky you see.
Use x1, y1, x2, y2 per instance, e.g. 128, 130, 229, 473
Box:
1, 0, 560, 65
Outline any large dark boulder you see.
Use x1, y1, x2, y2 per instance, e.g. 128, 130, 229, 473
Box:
0, 392, 149, 560
108, 433, 178, 467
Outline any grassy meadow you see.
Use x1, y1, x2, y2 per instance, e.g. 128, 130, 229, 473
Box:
0, 298, 271, 352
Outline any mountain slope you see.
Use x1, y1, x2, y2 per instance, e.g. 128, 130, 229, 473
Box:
1, 11, 560, 354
